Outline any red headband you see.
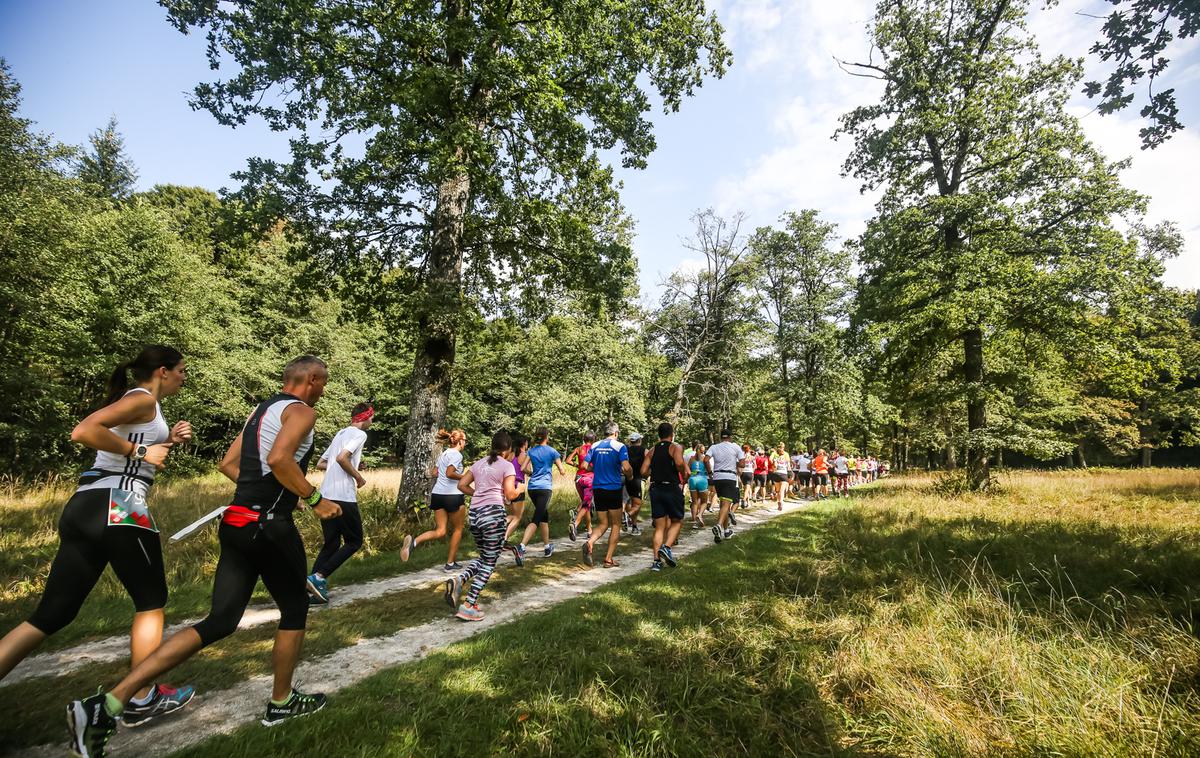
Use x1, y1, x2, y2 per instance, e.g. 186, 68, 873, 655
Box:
352, 407, 375, 424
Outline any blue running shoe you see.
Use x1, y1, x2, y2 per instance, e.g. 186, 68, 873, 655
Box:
658, 545, 677, 568
306, 574, 329, 604
122, 683, 196, 728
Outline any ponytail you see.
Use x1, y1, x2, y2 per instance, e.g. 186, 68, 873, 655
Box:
103, 345, 184, 407
487, 430, 512, 464
435, 428, 466, 447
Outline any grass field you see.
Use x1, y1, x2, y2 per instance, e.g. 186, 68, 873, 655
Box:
3, 468, 1199, 755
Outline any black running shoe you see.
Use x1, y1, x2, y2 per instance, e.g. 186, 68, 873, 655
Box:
121, 683, 196, 727
712, 525, 722, 543
261, 689, 327, 727
67, 689, 117, 758
728, 512, 738, 527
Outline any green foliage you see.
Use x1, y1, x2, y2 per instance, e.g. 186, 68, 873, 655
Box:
75, 116, 137, 200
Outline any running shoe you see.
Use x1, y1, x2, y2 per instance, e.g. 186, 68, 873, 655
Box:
121, 683, 195, 728
723, 528, 734, 540
67, 689, 117, 758
712, 525, 722, 544
622, 511, 632, 531
306, 574, 329, 604
582, 530, 591, 540
658, 545, 677, 568
544, 543, 554, 557
400, 534, 413, 562
442, 562, 462, 571
630, 524, 642, 536
517, 543, 527, 561
583, 542, 594, 567
444, 577, 463, 609
650, 560, 662, 572
568, 520, 577, 542
456, 603, 484, 622
728, 512, 738, 527
261, 689, 327, 727
506, 544, 524, 567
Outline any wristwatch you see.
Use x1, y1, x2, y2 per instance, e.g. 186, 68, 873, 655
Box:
304, 489, 323, 507
130, 443, 149, 461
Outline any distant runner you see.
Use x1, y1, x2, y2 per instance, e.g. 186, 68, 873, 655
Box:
643, 422, 688, 572
307, 402, 373, 603
582, 422, 633, 569
401, 429, 468, 570
706, 429, 745, 544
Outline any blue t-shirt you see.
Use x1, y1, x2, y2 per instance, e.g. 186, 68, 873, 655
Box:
527, 444, 561, 490
585, 438, 628, 490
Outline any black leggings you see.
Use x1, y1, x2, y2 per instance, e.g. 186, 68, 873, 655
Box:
527, 489, 552, 525
29, 489, 167, 635
311, 500, 362, 578
192, 519, 308, 647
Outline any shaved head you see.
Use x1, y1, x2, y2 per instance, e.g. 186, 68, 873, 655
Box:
282, 355, 328, 384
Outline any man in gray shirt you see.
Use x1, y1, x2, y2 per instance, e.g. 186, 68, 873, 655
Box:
705, 428, 745, 544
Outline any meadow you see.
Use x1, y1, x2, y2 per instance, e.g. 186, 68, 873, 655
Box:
2, 468, 1198, 755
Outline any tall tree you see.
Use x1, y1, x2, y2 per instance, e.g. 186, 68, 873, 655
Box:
76, 116, 137, 200
1082, 0, 1200, 149
839, 0, 1155, 488
162, 0, 729, 508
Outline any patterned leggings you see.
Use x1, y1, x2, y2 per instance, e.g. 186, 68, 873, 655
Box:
458, 503, 506, 605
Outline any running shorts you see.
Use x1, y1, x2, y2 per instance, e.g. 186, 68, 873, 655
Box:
753, 474, 767, 487
624, 477, 643, 500
649, 484, 686, 521
688, 474, 709, 492
510, 491, 526, 504
769, 472, 788, 483
798, 471, 812, 485
527, 489, 552, 525
740, 472, 753, 485
836, 472, 849, 480
592, 487, 623, 512
812, 472, 830, 486
714, 479, 739, 503
430, 493, 465, 512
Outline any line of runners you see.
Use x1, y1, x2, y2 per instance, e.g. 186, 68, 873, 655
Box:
0, 347, 885, 757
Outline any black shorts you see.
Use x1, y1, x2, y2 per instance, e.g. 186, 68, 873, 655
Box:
593, 488, 623, 512
714, 479, 739, 503
624, 478, 643, 500
528, 489, 552, 525
740, 472, 753, 485
812, 473, 830, 486
649, 484, 686, 521
769, 472, 788, 483
510, 491, 526, 504
753, 474, 767, 487
836, 472, 849, 480
430, 492, 465, 513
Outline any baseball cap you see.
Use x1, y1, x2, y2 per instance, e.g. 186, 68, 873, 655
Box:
629, 432, 643, 441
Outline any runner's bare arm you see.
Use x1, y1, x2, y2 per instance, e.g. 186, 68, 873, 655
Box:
640, 454, 651, 479
457, 468, 476, 496
269, 403, 341, 520
71, 391, 168, 460
218, 432, 243, 483
502, 473, 523, 501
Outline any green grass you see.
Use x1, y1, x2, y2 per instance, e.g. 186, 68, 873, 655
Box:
166, 469, 1200, 757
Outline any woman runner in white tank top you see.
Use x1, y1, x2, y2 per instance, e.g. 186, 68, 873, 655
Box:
0, 346, 198, 726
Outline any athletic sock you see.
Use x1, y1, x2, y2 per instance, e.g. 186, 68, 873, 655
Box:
103, 692, 124, 717
270, 693, 294, 707
130, 686, 156, 706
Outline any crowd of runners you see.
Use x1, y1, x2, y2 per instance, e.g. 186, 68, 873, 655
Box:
0, 347, 887, 757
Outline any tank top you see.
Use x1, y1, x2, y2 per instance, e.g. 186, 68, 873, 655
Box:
689, 457, 706, 477
512, 454, 526, 484
649, 440, 680, 485
230, 393, 314, 519
574, 443, 593, 479
78, 388, 170, 498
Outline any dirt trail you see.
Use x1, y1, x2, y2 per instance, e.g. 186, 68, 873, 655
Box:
19, 501, 805, 757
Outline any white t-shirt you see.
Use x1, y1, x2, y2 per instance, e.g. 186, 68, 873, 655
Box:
319, 426, 368, 502
797, 454, 812, 473
833, 455, 849, 474
707, 441, 745, 481
432, 448, 465, 496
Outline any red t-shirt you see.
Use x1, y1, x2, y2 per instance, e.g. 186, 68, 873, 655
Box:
753, 455, 769, 475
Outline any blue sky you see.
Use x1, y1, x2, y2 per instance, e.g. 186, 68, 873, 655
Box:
2, 0, 1196, 297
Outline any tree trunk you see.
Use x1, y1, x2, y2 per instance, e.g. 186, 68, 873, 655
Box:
1074, 445, 1088, 469
396, 169, 470, 511
781, 355, 795, 449
1141, 446, 1152, 467
964, 327, 989, 489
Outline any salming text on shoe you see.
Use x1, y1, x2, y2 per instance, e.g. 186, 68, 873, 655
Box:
658, 545, 677, 568
306, 574, 329, 604
67, 690, 117, 758
712, 525, 723, 543
121, 683, 196, 728
456, 602, 485, 622
262, 689, 327, 727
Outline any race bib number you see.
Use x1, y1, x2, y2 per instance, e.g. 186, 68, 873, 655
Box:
106, 489, 158, 532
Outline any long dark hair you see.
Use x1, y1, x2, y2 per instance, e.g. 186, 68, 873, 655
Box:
487, 430, 512, 464
105, 345, 184, 407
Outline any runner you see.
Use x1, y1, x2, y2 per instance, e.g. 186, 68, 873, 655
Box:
0, 347, 195, 728
769, 443, 790, 511
706, 429, 745, 544
306, 402, 373, 603
503, 434, 532, 544
642, 422, 688, 571
796, 448, 813, 499
623, 432, 646, 536
738, 444, 755, 506
811, 448, 830, 499
565, 432, 596, 542
582, 422, 633, 568
517, 427, 566, 560
67, 356, 343, 755
832, 449, 850, 496
687, 442, 710, 528
445, 430, 525, 621
401, 429, 468, 570
752, 448, 769, 502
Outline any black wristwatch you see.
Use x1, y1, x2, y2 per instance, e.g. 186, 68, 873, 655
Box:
130, 443, 149, 461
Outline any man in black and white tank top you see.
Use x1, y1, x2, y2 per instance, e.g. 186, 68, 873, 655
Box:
69, 356, 343, 744
641, 422, 689, 572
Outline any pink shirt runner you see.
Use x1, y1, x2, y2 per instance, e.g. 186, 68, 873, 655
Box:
469, 456, 514, 508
